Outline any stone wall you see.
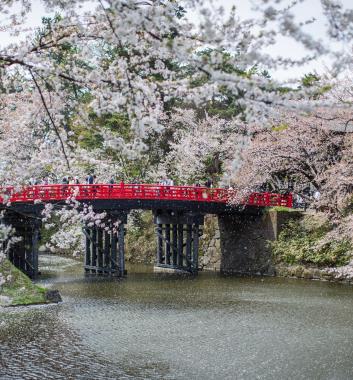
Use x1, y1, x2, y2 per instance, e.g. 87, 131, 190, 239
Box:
200, 210, 302, 275
218, 212, 274, 275
199, 215, 222, 271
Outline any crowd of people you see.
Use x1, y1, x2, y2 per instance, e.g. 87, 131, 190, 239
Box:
28, 174, 215, 188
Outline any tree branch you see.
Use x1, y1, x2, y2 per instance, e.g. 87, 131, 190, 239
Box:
29, 68, 71, 170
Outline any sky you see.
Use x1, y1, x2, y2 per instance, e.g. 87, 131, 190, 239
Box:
0, 0, 352, 81
203, 0, 353, 81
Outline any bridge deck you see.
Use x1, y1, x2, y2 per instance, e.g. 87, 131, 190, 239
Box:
0, 184, 293, 209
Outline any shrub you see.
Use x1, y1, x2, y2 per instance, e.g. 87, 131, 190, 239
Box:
271, 219, 352, 267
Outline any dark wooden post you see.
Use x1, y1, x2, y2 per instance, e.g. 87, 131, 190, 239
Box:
165, 224, 171, 265
192, 224, 200, 273
2, 212, 41, 279
153, 210, 204, 274
111, 232, 117, 274
157, 224, 163, 265
186, 224, 192, 270
19, 226, 25, 273
97, 227, 103, 273
91, 226, 97, 274
83, 211, 127, 277
172, 224, 178, 265
177, 224, 183, 267
118, 223, 125, 276
84, 227, 91, 273
104, 230, 110, 273
31, 221, 40, 279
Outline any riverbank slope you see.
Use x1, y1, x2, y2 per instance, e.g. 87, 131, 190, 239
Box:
0, 259, 53, 306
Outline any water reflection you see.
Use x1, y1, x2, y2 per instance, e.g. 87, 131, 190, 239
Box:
1, 254, 353, 379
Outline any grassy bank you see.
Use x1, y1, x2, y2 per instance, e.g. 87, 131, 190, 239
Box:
0, 259, 47, 306
271, 213, 352, 267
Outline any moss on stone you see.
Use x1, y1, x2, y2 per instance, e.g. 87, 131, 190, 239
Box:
266, 206, 300, 213
0, 259, 47, 306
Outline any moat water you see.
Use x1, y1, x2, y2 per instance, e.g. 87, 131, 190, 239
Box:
1, 254, 353, 379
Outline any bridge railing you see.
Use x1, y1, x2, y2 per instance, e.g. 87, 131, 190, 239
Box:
0, 184, 293, 208
247, 192, 293, 208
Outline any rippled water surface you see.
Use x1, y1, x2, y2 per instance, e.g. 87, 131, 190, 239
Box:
1, 255, 353, 379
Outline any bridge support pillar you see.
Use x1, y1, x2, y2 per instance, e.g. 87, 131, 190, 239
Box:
2, 212, 41, 279
83, 211, 128, 277
153, 210, 204, 274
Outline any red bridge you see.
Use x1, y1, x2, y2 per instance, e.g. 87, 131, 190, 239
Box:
0, 183, 293, 208
0, 184, 293, 280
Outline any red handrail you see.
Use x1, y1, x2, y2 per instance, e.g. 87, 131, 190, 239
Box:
0, 184, 293, 208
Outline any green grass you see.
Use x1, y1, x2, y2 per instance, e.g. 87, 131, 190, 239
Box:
0, 259, 47, 306
266, 206, 300, 213
270, 217, 352, 267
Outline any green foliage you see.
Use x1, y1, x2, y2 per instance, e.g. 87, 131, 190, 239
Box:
174, 5, 186, 19
0, 259, 47, 306
271, 218, 352, 267
205, 86, 246, 119
301, 73, 320, 87
76, 127, 104, 150
71, 111, 131, 151
76, 111, 174, 181
187, 50, 269, 119
271, 123, 288, 132
266, 206, 298, 212
91, 112, 131, 137
125, 211, 156, 263
299, 73, 332, 98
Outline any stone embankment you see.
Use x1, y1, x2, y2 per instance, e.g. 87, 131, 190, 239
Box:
199, 211, 353, 284
199, 210, 295, 275
275, 264, 353, 283
199, 215, 222, 271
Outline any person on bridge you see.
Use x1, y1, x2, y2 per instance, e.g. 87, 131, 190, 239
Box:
159, 178, 167, 186
62, 177, 69, 196
86, 174, 95, 184
108, 177, 115, 195
204, 178, 213, 188
41, 177, 50, 185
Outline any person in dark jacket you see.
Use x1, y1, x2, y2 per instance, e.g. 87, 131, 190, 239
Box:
204, 178, 213, 188
86, 174, 94, 184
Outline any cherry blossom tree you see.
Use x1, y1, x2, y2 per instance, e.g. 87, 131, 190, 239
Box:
0, 0, 353, 280
0, 0, 347, 159
0, 0, 350, 186
164, 109, 247, 184
233, 109, 346, 195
